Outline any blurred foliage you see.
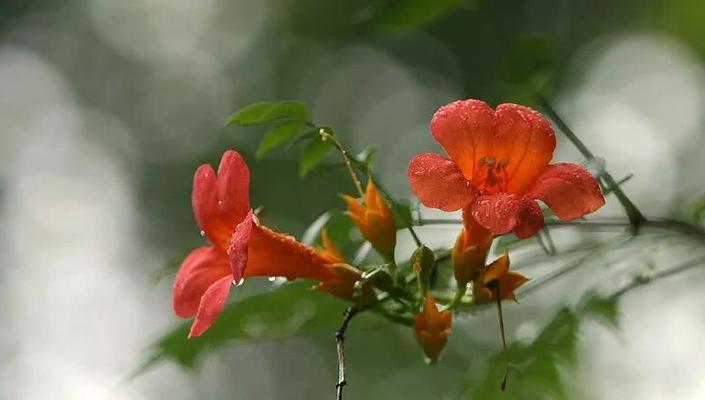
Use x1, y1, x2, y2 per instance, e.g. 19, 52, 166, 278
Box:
465, 293, 620, 399
367, 0, 466, 30
141, 281, 384, 371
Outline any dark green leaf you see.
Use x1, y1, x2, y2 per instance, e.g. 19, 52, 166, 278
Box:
392, 200, 414, 229
139, 281, 377, 372
284, 129, 319, 151
225, 101, 308, 127
370, 0, 463, 30
256, 120, 305, 158
298, 137, 333, 177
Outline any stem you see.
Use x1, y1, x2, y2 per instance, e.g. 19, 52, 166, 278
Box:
494, 285, 509, 391
603, 174, 634, 195
320, 129, 365, 198
610, 254, 705, 300
415, 218, 705, 243
335, 306, 358, 400
536, 94, 647, 232
444, 285, 468, 311
317, 126, 423, 247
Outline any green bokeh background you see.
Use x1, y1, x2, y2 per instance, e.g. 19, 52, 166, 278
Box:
1, 0, 705, 399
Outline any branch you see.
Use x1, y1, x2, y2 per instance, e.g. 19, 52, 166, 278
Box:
416, 218, 705, 243
314, 124, 423, 247
335, 306, 359, 400
536, 94, 647, 232
320, 129, 365, 197
611, 254, 705, 300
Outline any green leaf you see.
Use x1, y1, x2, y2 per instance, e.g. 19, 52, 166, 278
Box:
392, 200, 414, 229
225, 101, 308, 127
139, 281, 375, 372
256, 120, 305, 158
582, 293, 620, 329
298, 137, 333, 177
370, 0, 463, 30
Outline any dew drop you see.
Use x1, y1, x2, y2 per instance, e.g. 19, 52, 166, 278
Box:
199, 230, 205, 237
268, 276, 277, 282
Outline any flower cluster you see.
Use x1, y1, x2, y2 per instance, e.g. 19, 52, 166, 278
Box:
171, 98, 605, 366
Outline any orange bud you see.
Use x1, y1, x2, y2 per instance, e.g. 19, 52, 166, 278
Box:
474, 253, 529, 302
452, 214, 493, 285
342, 180, 397, 260
413, 294, 452, 363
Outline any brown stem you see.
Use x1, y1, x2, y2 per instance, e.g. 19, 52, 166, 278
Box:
335, 306, 359, 400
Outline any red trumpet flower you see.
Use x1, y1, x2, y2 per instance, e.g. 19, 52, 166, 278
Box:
408, 99, 605, 239
172, 150, 336, 338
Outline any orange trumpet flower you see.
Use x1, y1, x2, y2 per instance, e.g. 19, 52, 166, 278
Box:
408, 99, 605, 239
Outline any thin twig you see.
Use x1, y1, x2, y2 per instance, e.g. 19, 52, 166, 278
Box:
415, 218, 705, 242
611, 254, 705, 300
315, 125, 423, 247
320, 129, 365, 197
603, 173, 634, 195
335, 306, 359, 400
535, 94, 647, 232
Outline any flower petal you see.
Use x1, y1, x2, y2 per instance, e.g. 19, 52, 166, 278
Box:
246, 225, 336, 281
494, 104, 556, 193
430, 99, 496, 181
192, 164, 229, 249
172, 246, 230, 318
188, 275, 233, 338
192, 150, 251, 251
527, 163, 605, 220
216, 150, 251, 223
407, 153, 475, 211
227, 210, 254, 283
471, 194, 543, 239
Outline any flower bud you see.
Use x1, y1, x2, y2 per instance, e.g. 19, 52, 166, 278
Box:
413, 294, 452, 363
342, 180, 397, 260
